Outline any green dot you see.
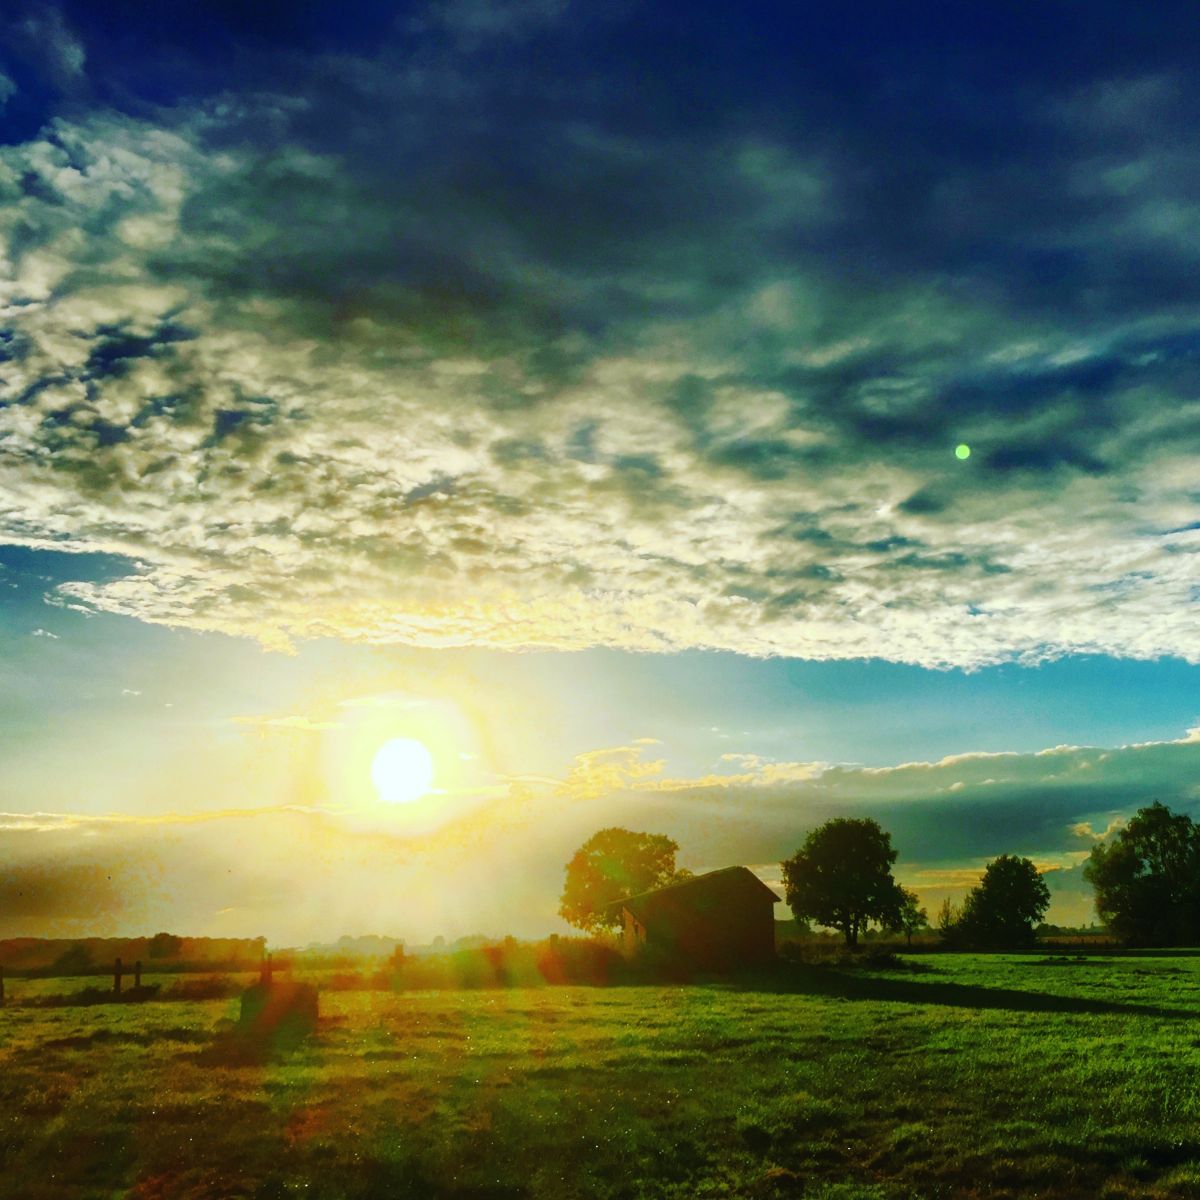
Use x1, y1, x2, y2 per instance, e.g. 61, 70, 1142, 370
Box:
955, 443, 971, 460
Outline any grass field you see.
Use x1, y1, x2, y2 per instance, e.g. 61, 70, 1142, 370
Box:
4, 954, 1200, 1199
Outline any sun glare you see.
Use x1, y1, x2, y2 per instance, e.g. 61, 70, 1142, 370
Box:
371, 737, 436, 804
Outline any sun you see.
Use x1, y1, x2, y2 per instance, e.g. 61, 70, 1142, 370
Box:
371, 737, 436, 804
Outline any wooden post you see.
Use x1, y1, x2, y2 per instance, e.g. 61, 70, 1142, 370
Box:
0, 965, 5, 1006
114, 957, 123, 996
260, 950, 273, 986
134, 960, 142, 989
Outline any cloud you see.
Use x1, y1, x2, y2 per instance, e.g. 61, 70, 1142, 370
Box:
0, 7, 1197, 666
0, 863, 123, 926
554, 726, 1200, 923
2, 725, 1195, 937
233, 713, 343, 733
1069, 817, 1126, 842
7, 6, 86, 93
558, 744, 668, 802
31, 627, 58, 638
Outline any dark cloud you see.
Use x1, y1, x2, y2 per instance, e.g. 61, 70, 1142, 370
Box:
690, 739, 1198, 865
584, 727, 1200, 928
981, 440, 1109, 477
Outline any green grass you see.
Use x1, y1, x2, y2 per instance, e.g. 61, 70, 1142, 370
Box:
4, 955, 1200, 1198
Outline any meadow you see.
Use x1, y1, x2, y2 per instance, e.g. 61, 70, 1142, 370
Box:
3, 954, 1200, 1199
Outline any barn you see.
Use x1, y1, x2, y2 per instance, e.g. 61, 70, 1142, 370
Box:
609, 866, 780, 969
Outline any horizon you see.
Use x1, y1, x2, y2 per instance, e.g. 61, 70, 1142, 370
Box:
3, 2, 1200, 947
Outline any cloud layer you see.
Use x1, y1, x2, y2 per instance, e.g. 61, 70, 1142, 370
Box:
1, 5, 1199, 665
3, 725, 1197, 940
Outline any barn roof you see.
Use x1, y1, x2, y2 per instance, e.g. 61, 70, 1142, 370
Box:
607, 866, 780, 919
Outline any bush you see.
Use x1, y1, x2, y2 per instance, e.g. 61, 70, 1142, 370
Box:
778, 943, 923, 971
162, 975, 240, 1001
378, 937, 628, 990
48, 944, 94, 976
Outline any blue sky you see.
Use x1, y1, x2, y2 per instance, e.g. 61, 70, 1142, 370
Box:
0, 2, 1198, 941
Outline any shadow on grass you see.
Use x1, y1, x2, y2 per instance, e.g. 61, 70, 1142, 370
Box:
42, 1027, 209, 1050
1056, 1131, 1200, 1175
354, 1161, 527, 1200
22, 984, 163, 1007
1045, 946, 1200, 958
727, 963, 1198, 1019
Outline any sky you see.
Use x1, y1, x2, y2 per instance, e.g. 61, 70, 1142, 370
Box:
1, 1, 1198, 944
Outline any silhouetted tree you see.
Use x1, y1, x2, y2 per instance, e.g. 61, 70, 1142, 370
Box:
781, 818, 903, 946
50, 943, 93, 976
559, 828, 683, 932
955, 855, 1050, 948
148, 932, 183, 960
889, 887, 928, 946
1083, 802, 1200, 945
935, 897, 958, 935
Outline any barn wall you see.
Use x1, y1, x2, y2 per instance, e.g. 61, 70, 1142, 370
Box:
620, 908, 647, 958
641, 884, 776, 968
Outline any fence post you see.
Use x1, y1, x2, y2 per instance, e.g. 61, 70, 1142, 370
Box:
0, 965, 5, 1006
134, 960, 142, 989
114, 957, 123, 997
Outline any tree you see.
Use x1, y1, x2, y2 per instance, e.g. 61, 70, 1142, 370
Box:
148, 932, 183, 960
50, 943, 93, 976
1083, 802, 1200, 945
889, 887, 928, 946
780, 818, 903, 946
955, 855, 1050, 948
559, 828, 683, 932
935, 897, 959, 937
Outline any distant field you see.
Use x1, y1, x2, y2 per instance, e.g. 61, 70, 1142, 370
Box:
4, 955, 1200, 1199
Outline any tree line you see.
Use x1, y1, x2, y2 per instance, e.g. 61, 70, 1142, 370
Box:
558, 800, 1200, 949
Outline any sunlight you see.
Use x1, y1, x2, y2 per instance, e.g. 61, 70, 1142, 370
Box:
371, 737, 436, 804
